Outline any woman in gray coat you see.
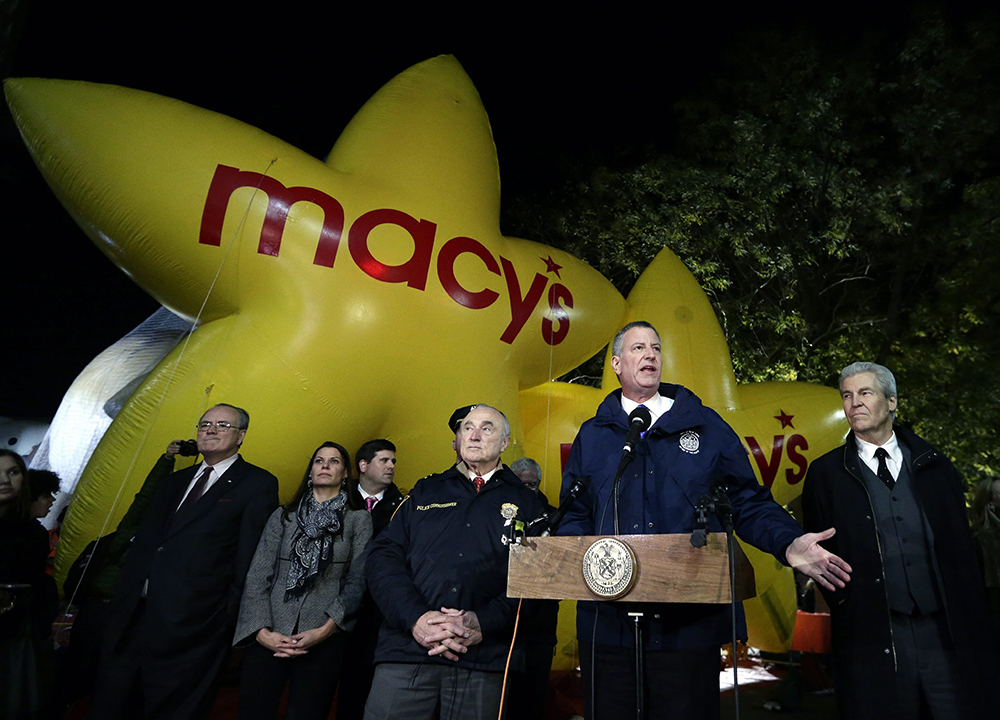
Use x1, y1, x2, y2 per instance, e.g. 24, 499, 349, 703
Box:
234, 442, 372, 720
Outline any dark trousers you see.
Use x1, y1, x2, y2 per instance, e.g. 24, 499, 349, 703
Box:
890, 611, 966, 720
336, 606, 380, 720
580, 642, 720, 720
337, 657, 376, 720
58, 599, 110, 709
89, 604, 229, 720
238, 633, 346, 720
505, 642, 555, 720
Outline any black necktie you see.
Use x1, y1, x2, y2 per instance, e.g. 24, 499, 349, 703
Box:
172, 466, 213, 527
874, 448, 895, 490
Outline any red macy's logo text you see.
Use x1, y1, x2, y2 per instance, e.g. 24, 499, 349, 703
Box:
745, 434, 810, 488
198, 165, 573, 345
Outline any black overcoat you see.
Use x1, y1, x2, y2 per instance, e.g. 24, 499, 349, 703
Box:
802, 426, 996, 719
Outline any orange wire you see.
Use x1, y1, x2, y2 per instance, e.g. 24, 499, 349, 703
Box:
498, 596, 524, 719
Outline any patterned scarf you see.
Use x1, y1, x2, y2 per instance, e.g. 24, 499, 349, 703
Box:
285, 490, 347, 599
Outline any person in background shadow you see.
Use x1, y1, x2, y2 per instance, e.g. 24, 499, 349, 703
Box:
1, 449, 52, 719
507, 456, 559, 720
970, 476, 1000, 637
57, 440, 186, 714
336, 439, 404, 720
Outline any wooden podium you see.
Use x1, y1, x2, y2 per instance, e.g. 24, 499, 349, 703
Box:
507, 533, 755, 603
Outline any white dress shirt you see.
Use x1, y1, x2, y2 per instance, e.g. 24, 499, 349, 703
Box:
176, 452, 240, 509
621, 392, 674, 427
359, 486, 385, 503
855, 432, 902, 482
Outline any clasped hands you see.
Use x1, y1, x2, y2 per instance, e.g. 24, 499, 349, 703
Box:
256, 617, 338, 658
411, 607, 483, 661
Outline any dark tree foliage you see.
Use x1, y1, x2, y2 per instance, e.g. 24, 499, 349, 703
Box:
503, 8, 1000, 483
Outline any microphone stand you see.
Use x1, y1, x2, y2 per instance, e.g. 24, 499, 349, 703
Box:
689, 488, 741, 720
605, 406, 651, 720
612, 455, 631, 536
691, 496, 711, 548
714, 486, 741, 720
609, 451, 645, 719
628, 609, 646, 720
524, 477, 590, 538
615, 434, 646, 719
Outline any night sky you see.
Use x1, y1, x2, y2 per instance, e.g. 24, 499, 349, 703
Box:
1, 2, 977, 418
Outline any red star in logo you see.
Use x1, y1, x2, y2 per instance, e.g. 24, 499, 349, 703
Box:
774, 410, 795, 429
541, 255, 563, 279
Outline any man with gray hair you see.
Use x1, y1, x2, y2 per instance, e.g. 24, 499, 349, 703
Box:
803, 362, 996, 720
364, 405, 543, 720
91, 403, 278, 720
510, 457, 542, 491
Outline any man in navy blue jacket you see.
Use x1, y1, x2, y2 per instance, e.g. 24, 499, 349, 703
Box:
559, 321, 851, 720
364, 405, 543, 720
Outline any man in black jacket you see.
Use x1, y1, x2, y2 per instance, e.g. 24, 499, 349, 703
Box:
803, 363, 997, 720
350, 439, 404, 535
90, 403, 278, 720
363, 405, 543, 720
337, 439, 405, 720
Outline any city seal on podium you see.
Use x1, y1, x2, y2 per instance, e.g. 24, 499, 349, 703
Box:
582, 537, 638, 600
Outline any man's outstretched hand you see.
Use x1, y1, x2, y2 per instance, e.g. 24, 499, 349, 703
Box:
786, 528, 852, 592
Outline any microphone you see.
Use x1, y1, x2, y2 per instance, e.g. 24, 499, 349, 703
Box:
691, 494, 711, 547
712, 483, 733, 534
621, 406, 652, 459
612, 407, 651, 535
691, 485, 733, 546
537, 475, 591, 537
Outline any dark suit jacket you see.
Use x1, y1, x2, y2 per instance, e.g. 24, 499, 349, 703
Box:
105, 455, 278, 657
347, 480, 405, 537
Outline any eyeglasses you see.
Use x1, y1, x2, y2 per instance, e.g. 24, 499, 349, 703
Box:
196, 421, 240, 432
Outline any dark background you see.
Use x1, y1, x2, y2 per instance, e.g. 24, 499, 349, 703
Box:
1, 1, 980, 418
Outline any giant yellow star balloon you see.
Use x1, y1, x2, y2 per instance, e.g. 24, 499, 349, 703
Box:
9, 54, 850, 659
6, 56, 627, 576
